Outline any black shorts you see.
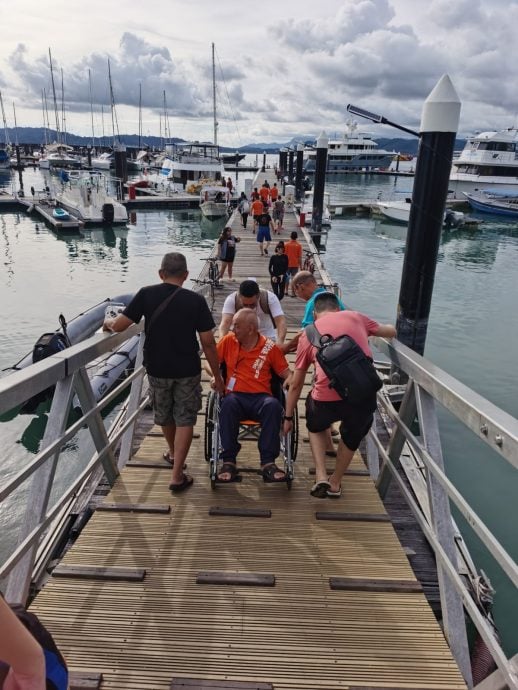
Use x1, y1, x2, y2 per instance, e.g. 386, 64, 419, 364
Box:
305, 394, 376, 451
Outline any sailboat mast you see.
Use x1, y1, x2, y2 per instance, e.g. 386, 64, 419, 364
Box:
88, 69, 96, 149
48, 48, 61, 144
12, 102, 19, 146
212, 42, 218, 146
138, 82, 142, 149
107, 59, 120, 146
61, 68, 67, 145
0, 91, 9, 147
41, 90, 48, 146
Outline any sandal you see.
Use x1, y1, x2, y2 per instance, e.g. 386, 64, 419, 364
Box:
169, 474, 194, 493
163, 451, 187, 469
217, 462, 241, 483
310, 480, 330, 498
262, 463, 287, 483
326, 486, 342, 498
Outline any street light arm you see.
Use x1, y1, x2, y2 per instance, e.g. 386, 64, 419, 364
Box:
347, 103, 420, 138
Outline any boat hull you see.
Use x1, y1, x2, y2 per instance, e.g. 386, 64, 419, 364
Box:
464, 193, 518, 218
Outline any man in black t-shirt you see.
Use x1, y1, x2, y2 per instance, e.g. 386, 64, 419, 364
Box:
256, 210, 274, 257
103, 252, 224, 493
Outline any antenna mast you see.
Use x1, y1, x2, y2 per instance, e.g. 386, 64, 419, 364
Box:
212, 43, 218, 145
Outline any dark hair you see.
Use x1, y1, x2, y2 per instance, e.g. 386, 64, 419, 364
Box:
276, 242, 285, 251
290, 231, 298, 240
160, 252, 187, 276
239, 279, 260, 297
313, 292, 340, 313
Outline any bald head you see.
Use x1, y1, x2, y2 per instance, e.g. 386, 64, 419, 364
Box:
232, 307, 259, 344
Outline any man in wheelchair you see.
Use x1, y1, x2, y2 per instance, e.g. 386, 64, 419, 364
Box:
211, 308, 291, 483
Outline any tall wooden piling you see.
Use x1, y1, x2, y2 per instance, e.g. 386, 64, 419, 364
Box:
311, 132, 328, 249
295, 143, 304, 201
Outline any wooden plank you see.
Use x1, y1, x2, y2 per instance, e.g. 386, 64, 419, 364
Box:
329, 577, 422, 593
69, 672, 103, 689
97, 502, 171, 514
316, 512, 390, 522
209, 507, 271, 518
171, 680, 273, 690
196, 572, 275, 587
126, 461, 171, 468
53, 565, 146, 581
308, 467, 370, 476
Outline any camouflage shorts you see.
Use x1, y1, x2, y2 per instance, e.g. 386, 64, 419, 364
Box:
148, 374, 202, 427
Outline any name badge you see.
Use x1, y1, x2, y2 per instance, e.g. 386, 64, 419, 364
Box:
227, 376, 236, 391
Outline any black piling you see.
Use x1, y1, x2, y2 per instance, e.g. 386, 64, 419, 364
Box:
310, 133, 328, 250
261, 151, 266, 173
114, 146, 128, 200
295, 143, 304, 202
396, 76, 461, 355
86, 146, 92, 168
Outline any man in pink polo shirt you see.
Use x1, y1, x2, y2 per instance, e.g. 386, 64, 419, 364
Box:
283, 292, 396, 499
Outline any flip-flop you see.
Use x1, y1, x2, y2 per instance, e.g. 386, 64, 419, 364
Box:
216, 462, 242, 483
326, 486, 342, 498
163, 451, 187, 469
310, 481, 330, 498
169, 474, 194, 493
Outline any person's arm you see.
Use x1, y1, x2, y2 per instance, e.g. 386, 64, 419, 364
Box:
278, 330, 301, 354
0, 597, 46, 688
103, 313, 134, 333
273, 314, 287, 344
199, 331, 225, 395
282, 368, 306, 434
268, 256, 275, 277
219, 313, 233, 339
374, 324, 397, 339
298, 245, 303, 269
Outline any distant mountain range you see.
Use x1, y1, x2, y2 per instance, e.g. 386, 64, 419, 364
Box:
0, 126, 465, 155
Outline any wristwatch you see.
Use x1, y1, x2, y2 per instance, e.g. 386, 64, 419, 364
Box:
283, 415, 293, 421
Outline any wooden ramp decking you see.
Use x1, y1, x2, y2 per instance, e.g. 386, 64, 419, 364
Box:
30, 170, 466, 689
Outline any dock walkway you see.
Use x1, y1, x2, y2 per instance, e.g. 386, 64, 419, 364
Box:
29, 169, 466, 689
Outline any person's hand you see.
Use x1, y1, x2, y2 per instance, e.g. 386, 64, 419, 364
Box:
3, 666, 46, 690
212, 374, 226, 396
102, 319, 114, 332
272, 277, 277, 283
283, 419, 293, 435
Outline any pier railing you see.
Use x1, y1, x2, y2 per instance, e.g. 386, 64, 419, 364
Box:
0, 324, 146, 605
0, 325, 517, 688
370, 336, 518, 690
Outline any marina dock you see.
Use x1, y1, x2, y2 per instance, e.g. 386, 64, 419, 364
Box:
23, 169, 468, 689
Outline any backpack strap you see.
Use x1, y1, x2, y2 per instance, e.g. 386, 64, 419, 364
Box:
147, 287, 183, 335
259, 289, 276, 329
305, 323, 320, 347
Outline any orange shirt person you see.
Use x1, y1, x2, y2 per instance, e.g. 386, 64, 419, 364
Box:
213, 308, 290, 483
270, 183, 279, 201
251, 198, 265, 227
285, 231, 303, 295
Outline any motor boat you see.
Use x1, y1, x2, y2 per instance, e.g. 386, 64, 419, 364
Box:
301, 190, 332, 227
304, 121, 395, 174
52, 170, 128, 225
377, 198, 466, 228
199, 185, 231, 220
151, 141, 225, 191
221, 152, 246, 166
39, 144, 81, 170
90, 151, 114, 170
449, 127, 518, 194
463, 188, 518, 218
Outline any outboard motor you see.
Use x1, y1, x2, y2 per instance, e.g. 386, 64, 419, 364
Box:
102, 203, 115, 224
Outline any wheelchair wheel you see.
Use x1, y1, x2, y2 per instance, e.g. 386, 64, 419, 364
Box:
290, 406, 299, 461
204, 391, 217, 462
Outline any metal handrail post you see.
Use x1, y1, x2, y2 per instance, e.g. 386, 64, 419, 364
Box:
117, 335, 146, 469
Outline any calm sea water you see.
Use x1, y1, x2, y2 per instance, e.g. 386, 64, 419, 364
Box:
0, 161, 516, 654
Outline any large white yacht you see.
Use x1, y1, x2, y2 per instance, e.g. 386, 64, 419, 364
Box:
152, 141, 224, 191
52, 171, 128, 225
304, 121, 395, 174
449, 127, 518, 194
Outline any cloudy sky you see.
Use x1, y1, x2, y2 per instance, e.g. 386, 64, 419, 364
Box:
1, 0, 517, 145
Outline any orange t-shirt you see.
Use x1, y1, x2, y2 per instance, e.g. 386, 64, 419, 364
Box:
270, 186, 279, 201
259, 186, 270, 202
217, 333, 289, 395
251, 199, 264, 216
285, 240, 302, 269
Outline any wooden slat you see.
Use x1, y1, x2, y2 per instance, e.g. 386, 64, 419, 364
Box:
308, 467, 370, 476
97, 502, 171, 513
53, 565, 146, 581
209, 507, 271, 518
69, 672, 103, 689
329, 577, 423, 593
316, 512, 390, 522
196, 571, 275, 587
171, 680, 273, 690
126, 461, 171, 468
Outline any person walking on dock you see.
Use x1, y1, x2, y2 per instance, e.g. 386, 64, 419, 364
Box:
285, 231, 303, 294
103, 252, 225, 493
269, 242, 289, 300
283, 292, 396, 498
256, 207, 274, 256
219, 278, 287, 347
237, 193, 250, 229
272, 196, 285, 233
218, 226, 241, 281
251, 196, 265, 231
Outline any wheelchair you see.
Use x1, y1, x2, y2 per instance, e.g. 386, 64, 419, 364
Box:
204, 375, 298, 490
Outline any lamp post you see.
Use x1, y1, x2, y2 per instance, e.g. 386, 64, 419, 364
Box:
311, 132, 328, 250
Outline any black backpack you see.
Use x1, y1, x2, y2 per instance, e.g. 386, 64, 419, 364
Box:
305, 324, 382, 404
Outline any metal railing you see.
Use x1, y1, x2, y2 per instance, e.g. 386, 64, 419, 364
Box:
0, 323, 146, 604
368, 336, 518, 690
0, 319, 516, 688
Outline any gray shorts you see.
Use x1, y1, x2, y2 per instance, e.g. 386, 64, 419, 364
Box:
148, 374, 202, 427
